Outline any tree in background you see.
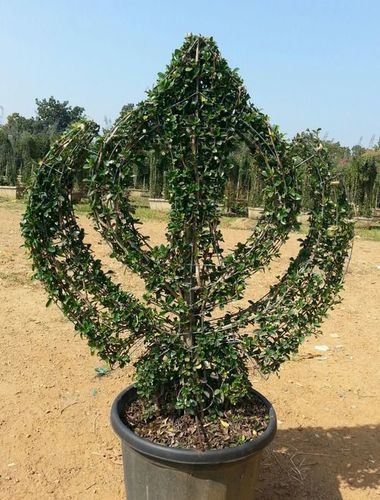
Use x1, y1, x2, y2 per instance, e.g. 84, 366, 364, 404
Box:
0, 98, 85, 186
0, 128, 14, 184
352, 153, 379, 215
35, 97, 85, 135
224, 143, 250, 215
351, 144, 366, 158
0, 113, 48, 185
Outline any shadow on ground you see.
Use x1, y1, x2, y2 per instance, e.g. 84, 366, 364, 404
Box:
257, 424, 379, 499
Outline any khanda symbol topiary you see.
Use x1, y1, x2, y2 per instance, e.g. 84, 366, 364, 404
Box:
21, 34, 353, 415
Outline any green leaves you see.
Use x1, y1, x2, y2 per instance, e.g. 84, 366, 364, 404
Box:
21, 34, 353, 420
21, 120, 164, 369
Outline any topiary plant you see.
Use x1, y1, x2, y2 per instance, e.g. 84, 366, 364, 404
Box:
21, 34, 353, 443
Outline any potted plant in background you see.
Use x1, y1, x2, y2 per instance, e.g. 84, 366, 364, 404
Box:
21, 34, 353, 500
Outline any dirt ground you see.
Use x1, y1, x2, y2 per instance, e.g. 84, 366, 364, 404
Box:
0, 203, 379, 500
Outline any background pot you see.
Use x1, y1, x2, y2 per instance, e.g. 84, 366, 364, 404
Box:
148, 198, 171, 212
247, 206, 264, 220
111, 385, 277, 500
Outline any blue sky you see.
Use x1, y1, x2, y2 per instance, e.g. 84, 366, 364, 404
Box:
1, 0, 379, 146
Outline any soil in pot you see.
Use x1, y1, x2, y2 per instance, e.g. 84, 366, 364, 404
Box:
121, 392, 270, 451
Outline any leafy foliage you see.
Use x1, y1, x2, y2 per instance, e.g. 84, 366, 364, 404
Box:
0, 98, 85, 186
35, 96, 85, 135
342, 152, 379, 216
21, 35, 354, 418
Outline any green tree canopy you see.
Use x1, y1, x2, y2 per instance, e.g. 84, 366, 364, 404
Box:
35, 96, 85, 134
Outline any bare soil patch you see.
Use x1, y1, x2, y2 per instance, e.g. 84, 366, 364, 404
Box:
0, 204, 379, 499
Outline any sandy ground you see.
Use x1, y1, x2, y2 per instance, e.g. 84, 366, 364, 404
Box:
0, 203, 379, 500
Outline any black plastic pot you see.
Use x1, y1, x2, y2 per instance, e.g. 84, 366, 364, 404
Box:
111, 385, 277, 500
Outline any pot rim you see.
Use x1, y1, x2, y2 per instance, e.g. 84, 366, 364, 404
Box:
111, 384, 277, 465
